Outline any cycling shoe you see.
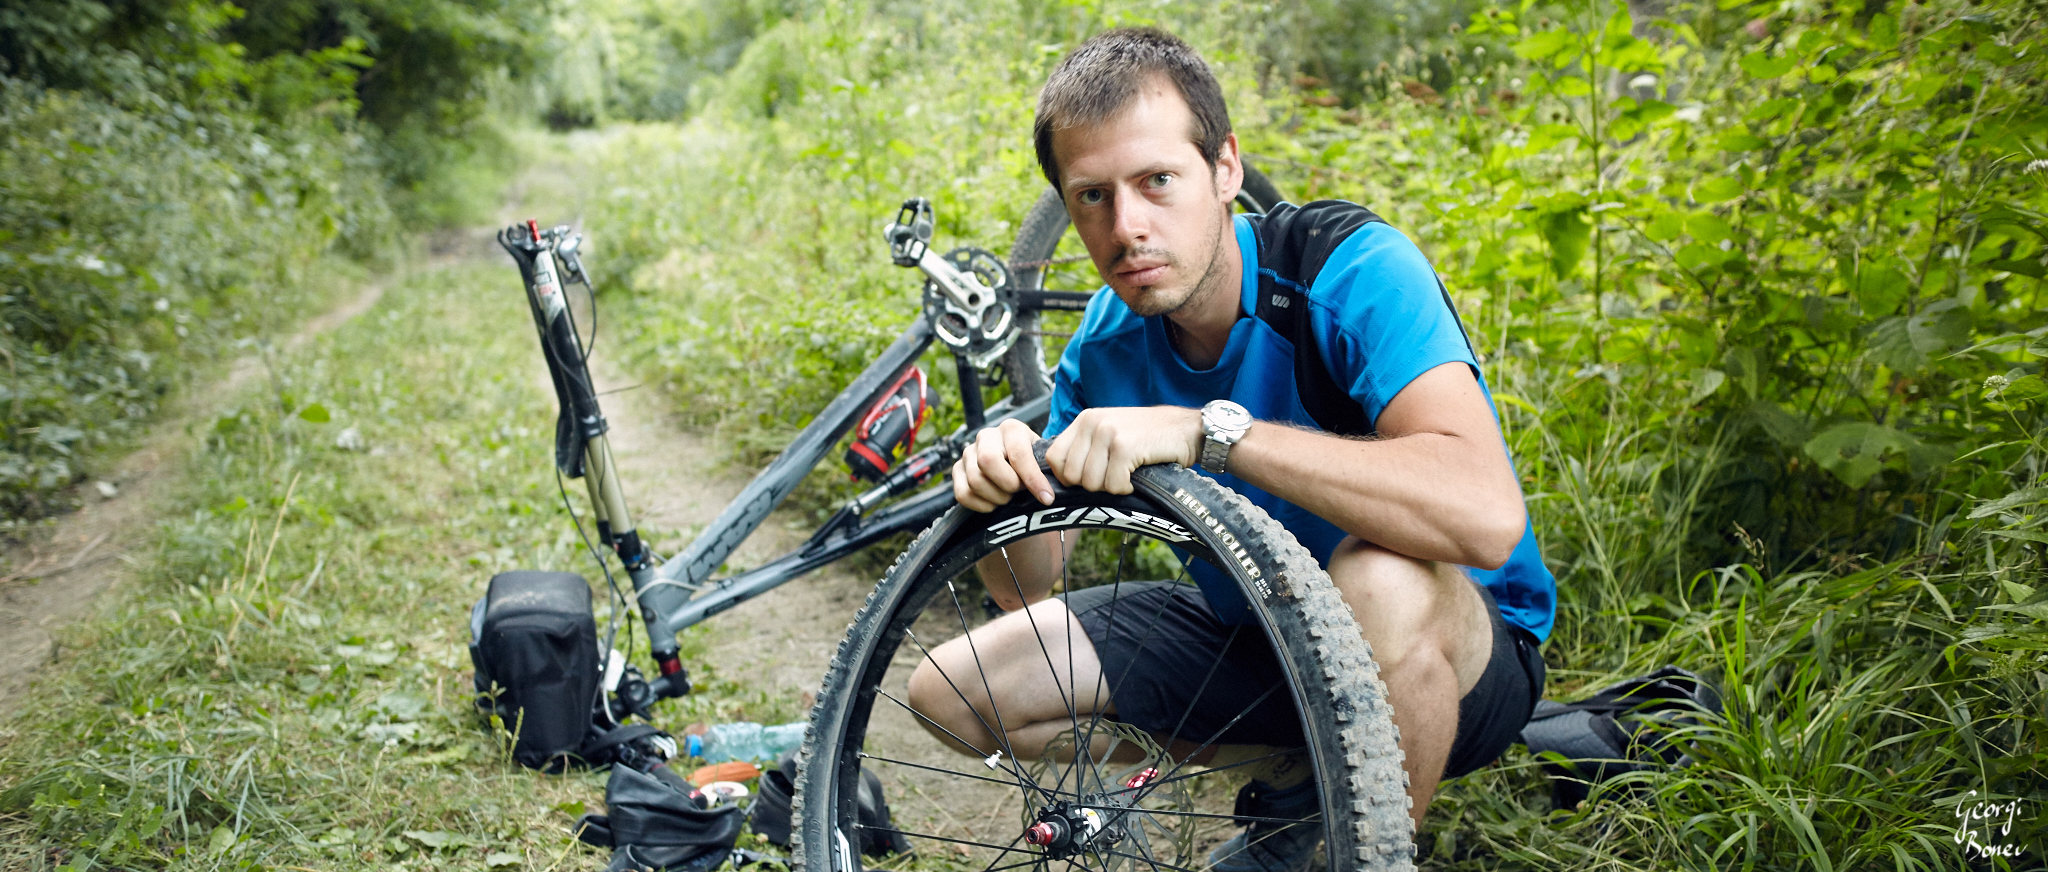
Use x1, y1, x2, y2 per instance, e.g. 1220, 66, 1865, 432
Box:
1206, 780, 1323, 872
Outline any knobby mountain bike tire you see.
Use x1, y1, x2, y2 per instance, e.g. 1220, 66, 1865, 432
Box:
1000, 163, 1289, 424
791, 459, 1415, 872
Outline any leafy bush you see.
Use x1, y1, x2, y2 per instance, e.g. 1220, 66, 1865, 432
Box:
542, 0, 792, 123
0, 3, 396, 518
1331, 0, 2048, 862
221, 0, 543, 224
0, 0, 539, 518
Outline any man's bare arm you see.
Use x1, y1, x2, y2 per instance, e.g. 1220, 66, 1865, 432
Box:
1226, 362, 1525, 569
1045, 361, 1525, 569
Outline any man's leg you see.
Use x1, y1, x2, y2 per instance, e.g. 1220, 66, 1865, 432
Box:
1326, 537, 1495, 831
907, 583, 1277, 767
906, 597, 1117, 762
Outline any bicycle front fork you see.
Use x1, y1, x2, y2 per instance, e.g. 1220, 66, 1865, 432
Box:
499, 221, 689, 702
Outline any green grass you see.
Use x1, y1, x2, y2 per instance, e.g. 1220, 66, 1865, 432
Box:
0, 256, 804, 869
4, 0, 2046, 866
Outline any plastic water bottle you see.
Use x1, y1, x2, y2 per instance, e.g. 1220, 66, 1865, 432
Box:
686, 721, 807, 763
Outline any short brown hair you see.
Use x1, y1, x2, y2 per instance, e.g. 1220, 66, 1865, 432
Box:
1032, 27, 1232, 190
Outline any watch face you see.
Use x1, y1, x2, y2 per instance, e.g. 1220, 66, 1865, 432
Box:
1206, 401, 1252, 431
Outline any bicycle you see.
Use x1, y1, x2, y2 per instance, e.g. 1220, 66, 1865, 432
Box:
498, 164, 1415, 871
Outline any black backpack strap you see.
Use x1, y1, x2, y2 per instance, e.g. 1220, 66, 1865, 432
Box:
1245, 201, 1388, 437
584, 723, 666, 760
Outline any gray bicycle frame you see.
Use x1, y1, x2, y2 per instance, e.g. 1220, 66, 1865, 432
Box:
501, 214, 1085, 694
634, 320, 1050, 641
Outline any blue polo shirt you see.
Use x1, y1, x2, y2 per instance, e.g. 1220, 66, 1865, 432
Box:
1043, 213, 1556, 642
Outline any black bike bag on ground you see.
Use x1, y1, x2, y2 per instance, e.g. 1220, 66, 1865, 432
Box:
1519, 665, 1722, 810
577, 764, 743, 872
469, 570, 601, 772
748, 749, 909, 857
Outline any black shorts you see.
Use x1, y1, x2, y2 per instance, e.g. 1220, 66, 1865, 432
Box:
1066, 579, 1545, 780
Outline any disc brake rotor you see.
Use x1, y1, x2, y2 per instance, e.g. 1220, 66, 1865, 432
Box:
1020, 722, 1196, 870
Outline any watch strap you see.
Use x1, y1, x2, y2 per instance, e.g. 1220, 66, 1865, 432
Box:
1199, 435, 1231, 474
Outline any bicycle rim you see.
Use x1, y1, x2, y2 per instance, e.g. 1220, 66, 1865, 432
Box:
793, 463, 1414, 872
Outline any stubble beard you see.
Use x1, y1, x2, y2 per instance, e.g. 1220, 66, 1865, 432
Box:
1115, 203, 1232, 319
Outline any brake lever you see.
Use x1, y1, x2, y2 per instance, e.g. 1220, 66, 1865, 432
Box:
554, 232, 587, 284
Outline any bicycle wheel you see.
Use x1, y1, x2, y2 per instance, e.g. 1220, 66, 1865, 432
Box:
1000, 162, 1289, 421
792, 459, 1414, 872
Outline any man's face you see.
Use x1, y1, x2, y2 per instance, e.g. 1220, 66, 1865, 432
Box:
1051, 78, 1242, 317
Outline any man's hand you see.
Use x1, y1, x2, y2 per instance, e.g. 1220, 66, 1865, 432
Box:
1045, 406, 1202, 495
951, 407, 1205, 512
952, 419, 1056, 512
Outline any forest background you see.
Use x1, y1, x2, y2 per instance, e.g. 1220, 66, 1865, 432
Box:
0, 0, 2044, 868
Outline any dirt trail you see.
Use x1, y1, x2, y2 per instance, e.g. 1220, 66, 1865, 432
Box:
0, 136, 876, 715
495, 140, 881, 705
588, 361, 878, 702
0, 279, 389, 710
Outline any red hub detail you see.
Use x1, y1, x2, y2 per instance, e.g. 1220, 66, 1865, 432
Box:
1124, 767, 1159, 790
1024, 822, 1061, 847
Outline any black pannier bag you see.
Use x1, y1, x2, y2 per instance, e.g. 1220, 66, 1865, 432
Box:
470, 570, 602, 771
576, 765, 744, 872
1519, 665, 1723, 810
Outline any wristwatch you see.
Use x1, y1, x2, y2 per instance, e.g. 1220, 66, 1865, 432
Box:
1198, 400, 1254, 474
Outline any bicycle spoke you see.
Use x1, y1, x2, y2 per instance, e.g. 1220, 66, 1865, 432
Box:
1069, 561, 1187, 766
860, 752, 1023, 789
1126, 682, 1286, 810
901, 626, 1036, 772
940, 577, 1044, 808
1102, 850, 1204, 872
1101, 748, 1298, 797
979, 859, 1051, 872
855, 824, 1033, 855
1056, 529, 1094, 800
1071, 804, 1320, 826
997, 545, 1089, 748
972, 831, 1035, 872
1191, 817, 1327, 872
873, 689, 1056, 803
1107, 844, 1175, 872
1159, 622, 1243, 746
1063, 535, 1137, 799
941, 579, 1026, 751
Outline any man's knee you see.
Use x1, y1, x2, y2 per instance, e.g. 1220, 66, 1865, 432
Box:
905, 654, 954, 721
908, 639, 989, 754
1329, 538, 1430, 594
1328, 538, 1445, 632
1327, 537, 1490, 689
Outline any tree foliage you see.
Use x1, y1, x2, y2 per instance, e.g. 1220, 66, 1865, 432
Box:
0, 0, 535, 517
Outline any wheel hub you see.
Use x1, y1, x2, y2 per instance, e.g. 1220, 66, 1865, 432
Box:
1022, 800, 1121, 860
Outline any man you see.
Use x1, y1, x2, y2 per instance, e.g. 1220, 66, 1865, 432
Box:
904, 27, 1553, 870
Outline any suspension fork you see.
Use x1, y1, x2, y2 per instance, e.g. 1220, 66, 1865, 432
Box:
499, 221, 658, 606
